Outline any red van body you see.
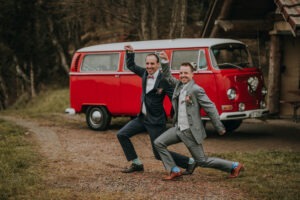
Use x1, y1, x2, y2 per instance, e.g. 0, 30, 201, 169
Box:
66, 39, 268, 132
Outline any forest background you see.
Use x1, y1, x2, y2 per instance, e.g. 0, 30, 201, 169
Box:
0, 0, 212, 109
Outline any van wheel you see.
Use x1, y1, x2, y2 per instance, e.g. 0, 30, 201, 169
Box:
86, 106, 111, 131
222, 120, 242, 132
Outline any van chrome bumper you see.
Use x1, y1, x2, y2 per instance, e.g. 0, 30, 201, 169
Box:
65, 108, 76, 115
218, 109, 269, 120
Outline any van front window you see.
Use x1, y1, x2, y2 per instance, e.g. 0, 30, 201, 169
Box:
211, 43, 253, 69
172, 50, 205, 71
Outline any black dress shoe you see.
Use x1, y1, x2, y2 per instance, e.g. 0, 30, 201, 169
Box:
182, 162, 197, 175
121, 163, 144, 173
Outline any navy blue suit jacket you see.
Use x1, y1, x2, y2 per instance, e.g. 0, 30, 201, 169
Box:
126, 52, 173, 125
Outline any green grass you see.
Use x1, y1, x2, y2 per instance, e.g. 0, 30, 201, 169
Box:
210, 151, 300, 200
7, 88, 70, 116
0, 119, 41, 200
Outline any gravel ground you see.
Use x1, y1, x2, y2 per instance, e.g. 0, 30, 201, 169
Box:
1, 114, 299, 199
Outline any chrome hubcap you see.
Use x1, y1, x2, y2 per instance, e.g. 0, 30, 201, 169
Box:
91, 110, 102, 124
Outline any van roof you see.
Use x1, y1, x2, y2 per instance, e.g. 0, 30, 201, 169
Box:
77, 38, 244, 52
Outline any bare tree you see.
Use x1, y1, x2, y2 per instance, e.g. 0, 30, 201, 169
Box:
169, 0, 188, 38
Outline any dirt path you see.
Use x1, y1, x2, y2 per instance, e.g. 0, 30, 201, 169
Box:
1, 114, 299, 199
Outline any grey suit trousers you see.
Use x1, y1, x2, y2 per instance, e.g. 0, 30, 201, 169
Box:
154, 126, 233, 173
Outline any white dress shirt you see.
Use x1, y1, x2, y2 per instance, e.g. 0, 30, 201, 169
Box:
178, 82, 191, 131
142, 70, 159, 115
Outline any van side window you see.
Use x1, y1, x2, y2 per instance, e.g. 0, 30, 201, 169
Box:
81, 53, 119, 72
198, 50, 208, 70
124, 52, 154, 70
171, 50, 199, 70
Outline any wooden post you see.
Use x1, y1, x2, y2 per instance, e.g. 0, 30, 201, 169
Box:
267, 34, 281, 115
209, 0, 232, 37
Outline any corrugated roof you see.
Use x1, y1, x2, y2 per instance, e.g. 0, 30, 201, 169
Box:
275, 0, 300, 36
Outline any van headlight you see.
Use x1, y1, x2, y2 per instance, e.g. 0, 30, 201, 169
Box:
248, 76, 259, 93
227, 88, 236, 100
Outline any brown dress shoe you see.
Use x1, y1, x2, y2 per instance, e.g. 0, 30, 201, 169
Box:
121, 163, 144, 173
228, 163, 244, 178
163, 171, 182, 181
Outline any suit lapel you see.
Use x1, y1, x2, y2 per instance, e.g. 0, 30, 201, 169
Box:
185, 80, 195, 96
153, 72, 162, 90
142, 72, 147, 94
173, 83, 183, 100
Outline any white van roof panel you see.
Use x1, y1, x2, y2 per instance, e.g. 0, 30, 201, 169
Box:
77, 38, 244, 52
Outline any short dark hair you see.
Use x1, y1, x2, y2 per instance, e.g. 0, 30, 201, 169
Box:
146, 53, 160, 63
180, 62, 196, 72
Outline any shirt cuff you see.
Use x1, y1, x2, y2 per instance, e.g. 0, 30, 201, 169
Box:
161, 59, 169, 64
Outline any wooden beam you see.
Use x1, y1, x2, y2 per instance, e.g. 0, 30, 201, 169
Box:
270, 21, 296, 36
210, 0, 233, 37
216, 20, 273, 32
267, 34, 282, 115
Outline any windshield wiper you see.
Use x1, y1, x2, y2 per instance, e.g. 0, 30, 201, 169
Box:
218, 62, 244, 70
236, 62, 250, 67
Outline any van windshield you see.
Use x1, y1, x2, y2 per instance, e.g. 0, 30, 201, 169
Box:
211, 43, 254, 69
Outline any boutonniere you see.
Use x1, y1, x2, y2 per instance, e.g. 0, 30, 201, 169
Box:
156, 88, 163, 94
181, 95, 194, 105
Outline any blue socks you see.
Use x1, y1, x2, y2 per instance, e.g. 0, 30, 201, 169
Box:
132, 158, 142, 165
232, 162, 239, 169
188, 157, 195, 164
171, 166, 180, 173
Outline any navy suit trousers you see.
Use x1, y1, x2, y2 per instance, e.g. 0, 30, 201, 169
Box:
117, 116, 189, 169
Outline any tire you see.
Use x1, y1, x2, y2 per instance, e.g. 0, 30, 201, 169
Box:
221, 120, 243, 132
86, 106, 111, 131
202, 120, 207, 128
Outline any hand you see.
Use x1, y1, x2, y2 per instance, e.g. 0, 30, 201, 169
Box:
218, 129, 226, 136
159, 51, 169, 61
124, 45, 134, 52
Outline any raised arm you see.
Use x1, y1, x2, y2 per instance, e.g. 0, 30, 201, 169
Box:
159, 51, 179, 87
124, 45, 145, 77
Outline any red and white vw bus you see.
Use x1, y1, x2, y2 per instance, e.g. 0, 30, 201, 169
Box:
66, 38, 268, 132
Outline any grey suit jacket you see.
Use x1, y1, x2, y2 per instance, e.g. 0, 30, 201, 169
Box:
161, 62, 225, 144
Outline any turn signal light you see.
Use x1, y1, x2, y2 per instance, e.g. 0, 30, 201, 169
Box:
222, 105, 233, 111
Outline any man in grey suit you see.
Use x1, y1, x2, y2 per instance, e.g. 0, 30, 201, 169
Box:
154, 51, 244, 181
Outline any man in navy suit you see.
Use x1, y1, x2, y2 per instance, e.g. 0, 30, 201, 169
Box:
117, 45, 195, 173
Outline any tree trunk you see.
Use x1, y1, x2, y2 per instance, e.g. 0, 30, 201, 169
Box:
14, 56, 30, 83
0, 75, 8, 110
150, 0, 159, 39
169, 0, 187, 38
47, 18, 70, 75
169, 1, 179, 38
30, 61, 36, 98
179, 0, 187, 37
267, 35, 281, 115
140, 0, 150, 40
